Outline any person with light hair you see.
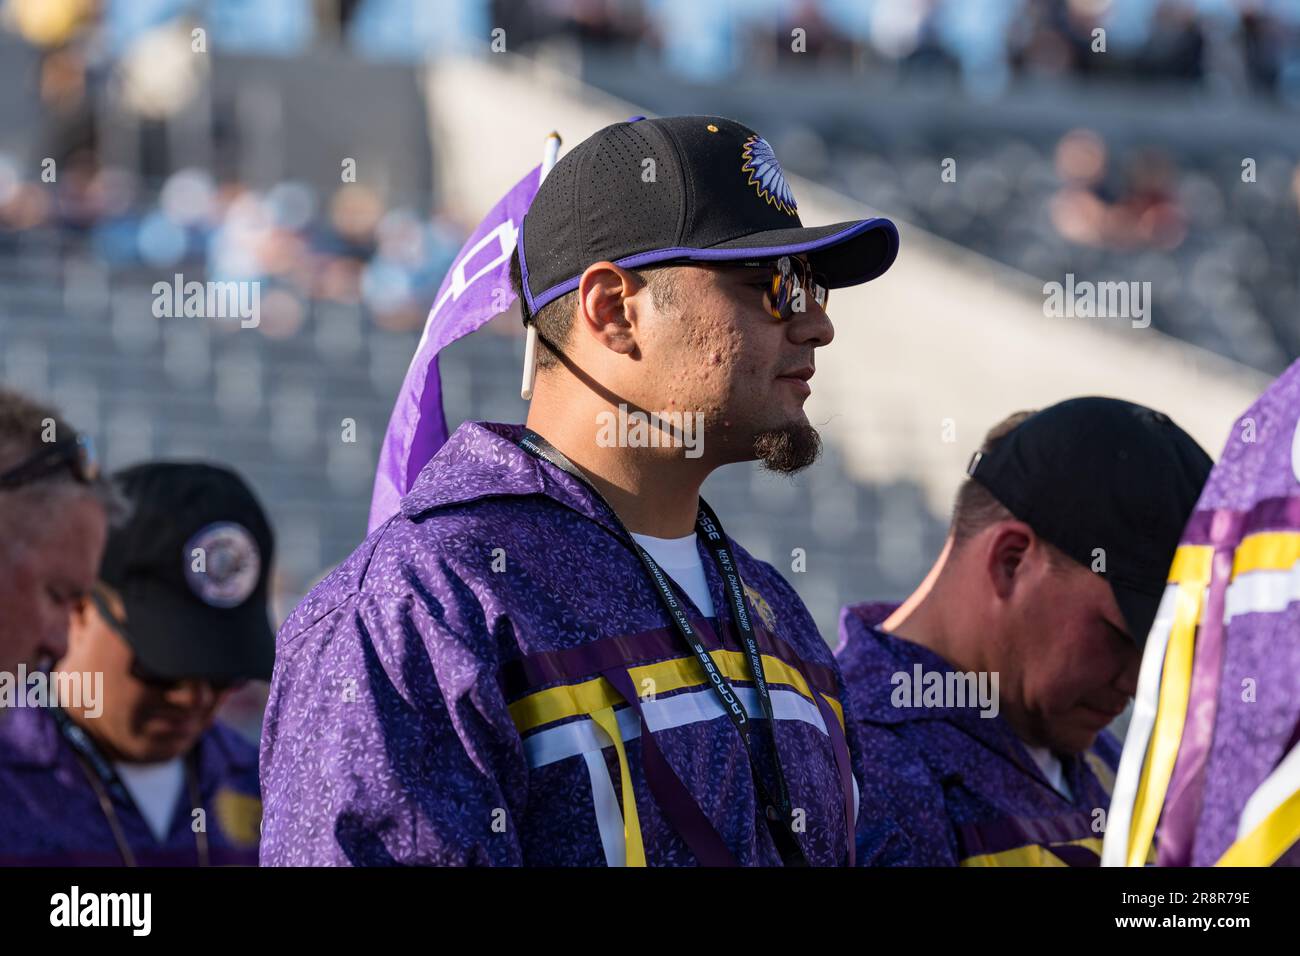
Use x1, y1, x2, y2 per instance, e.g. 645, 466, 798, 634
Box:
0, 387, 111, 680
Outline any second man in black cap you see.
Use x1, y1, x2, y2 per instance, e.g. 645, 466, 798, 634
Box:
836, 397, 1213, 866
0, 462, 274, 866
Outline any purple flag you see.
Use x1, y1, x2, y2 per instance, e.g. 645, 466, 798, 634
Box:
369, 165, 542, 531
1104, 358, 1300, 867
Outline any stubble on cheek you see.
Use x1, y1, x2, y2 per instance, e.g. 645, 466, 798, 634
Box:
664, 318, 746, 438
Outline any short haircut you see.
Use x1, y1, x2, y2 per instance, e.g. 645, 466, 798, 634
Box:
508, 249, 679, 369
0, 388, 120, 552
0, 387, 73, 471
950, 410, 1036, 547
509, 249, 579, 369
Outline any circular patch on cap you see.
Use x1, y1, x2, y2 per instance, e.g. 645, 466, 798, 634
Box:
740, 135, 797, 216
184, 521, 261, 608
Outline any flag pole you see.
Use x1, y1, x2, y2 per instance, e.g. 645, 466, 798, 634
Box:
521, 131, 563, 401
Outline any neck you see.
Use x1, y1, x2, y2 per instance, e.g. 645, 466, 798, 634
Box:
525, 376, 711, 537
884, 543, 1045, 743
881, 537, 987, 676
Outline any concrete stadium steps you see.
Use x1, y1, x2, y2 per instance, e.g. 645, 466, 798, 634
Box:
0, 260, 406, 593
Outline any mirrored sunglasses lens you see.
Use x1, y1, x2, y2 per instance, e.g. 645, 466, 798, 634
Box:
815, 280, 829, 309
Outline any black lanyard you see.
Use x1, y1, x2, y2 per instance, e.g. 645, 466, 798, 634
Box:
50, 706, 209, 866
51, 705, 133, 803
518, 429, 807, 864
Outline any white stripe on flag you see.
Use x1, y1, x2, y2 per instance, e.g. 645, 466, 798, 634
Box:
1223, 560, 1300, 622
1102, 582, 1181, 866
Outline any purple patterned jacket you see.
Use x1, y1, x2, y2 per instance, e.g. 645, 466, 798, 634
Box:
259, 421, 908, 866
837, 602, 1122, 866
0, 706, 261, 866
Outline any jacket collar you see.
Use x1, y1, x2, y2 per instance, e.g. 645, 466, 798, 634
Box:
842, 602, 1034, 758
842, 601, 1095, 797
840, 601, 994, 725
399, 421, 626, 542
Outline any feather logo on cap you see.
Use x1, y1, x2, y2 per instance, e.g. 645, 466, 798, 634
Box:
741, 135, 797, 216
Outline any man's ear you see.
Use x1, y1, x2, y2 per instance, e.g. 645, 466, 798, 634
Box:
985, 521, 1034, 602
576, 262, 642, 358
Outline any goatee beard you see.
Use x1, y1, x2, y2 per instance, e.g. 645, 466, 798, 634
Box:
754, 421, 822, 474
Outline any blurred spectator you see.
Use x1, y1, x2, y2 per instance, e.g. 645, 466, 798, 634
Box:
1050, 130, 1186, 250
0, 388, 110, 677
0, 462, 273, 865
1137, 0, 1206, 82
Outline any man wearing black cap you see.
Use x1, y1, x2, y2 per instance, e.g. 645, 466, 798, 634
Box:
836, 398, 1213, 866
261, 115, 905, 866
0, 463, 273, 865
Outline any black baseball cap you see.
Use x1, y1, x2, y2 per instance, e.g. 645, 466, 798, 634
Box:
967, 397, 1212, 646
518, 114, 899, 315
99, 462, 275, 683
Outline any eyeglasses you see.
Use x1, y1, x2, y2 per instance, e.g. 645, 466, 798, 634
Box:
89, 586, 242, 694
739, 255, 830, 320
0, 434, 99, 490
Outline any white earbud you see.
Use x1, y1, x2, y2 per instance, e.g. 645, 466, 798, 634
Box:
520, 323, 538, 400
